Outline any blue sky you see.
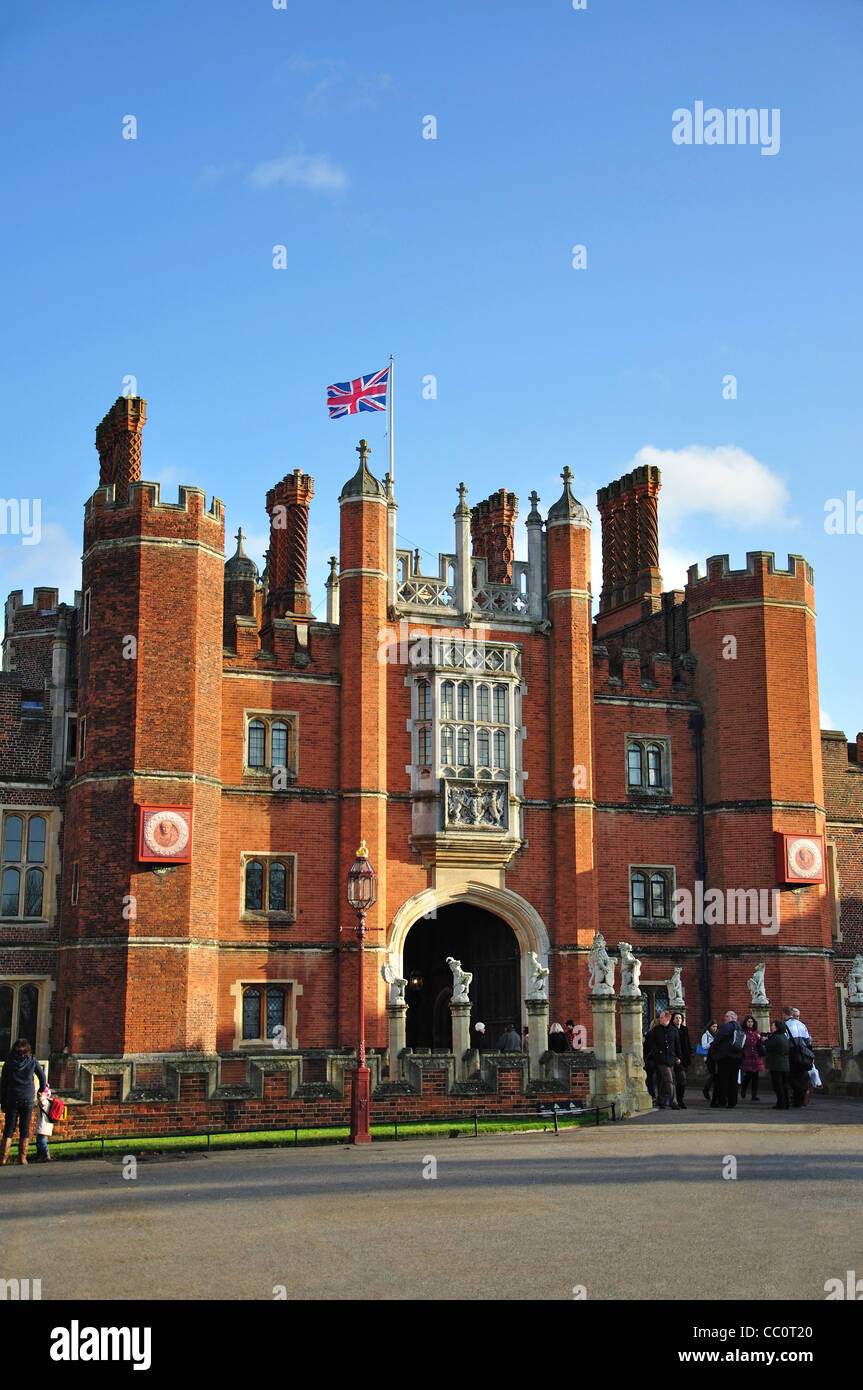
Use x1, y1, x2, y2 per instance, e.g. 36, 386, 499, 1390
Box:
1, 0, 861, 735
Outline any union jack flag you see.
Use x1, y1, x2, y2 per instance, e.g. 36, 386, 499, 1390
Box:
327, 366, 390, 419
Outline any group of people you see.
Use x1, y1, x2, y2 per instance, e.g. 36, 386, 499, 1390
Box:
0, 1038, 58, 1165
645, 1005, 816, 1111
494, 1020, 580, 1052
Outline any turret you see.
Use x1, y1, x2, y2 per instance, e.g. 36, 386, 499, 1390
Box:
336, 440, 389, 1046
544, 467, 600, 1007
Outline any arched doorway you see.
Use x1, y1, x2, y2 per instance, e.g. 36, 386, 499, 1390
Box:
402, 905, 521, 1050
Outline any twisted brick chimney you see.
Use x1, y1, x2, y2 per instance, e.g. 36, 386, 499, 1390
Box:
95, 397, 147, 494
596, 465, 662, 614
265, 469, 314, 617
471, 489, 518, 584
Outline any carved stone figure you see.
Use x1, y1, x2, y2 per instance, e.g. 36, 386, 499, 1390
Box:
446, 956, 473, 1004
666, 967, 685, 1008
527, 951, 549, 1000
381, 958, 407, 1007
848, 955, 863, 1004
588, 932, 615, 996
747, 961, 768, 1006
618, 941, 642, 998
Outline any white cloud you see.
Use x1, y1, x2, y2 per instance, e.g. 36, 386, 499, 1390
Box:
630, 444, 792, 530
819, 708, 836, 730
248, 154, 349, 195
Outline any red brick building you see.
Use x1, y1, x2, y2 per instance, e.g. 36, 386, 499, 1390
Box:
1, 395, 860, 1130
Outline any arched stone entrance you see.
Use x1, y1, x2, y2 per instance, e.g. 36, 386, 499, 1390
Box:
403, 906, 521, 1049
388, 881, 551, 1050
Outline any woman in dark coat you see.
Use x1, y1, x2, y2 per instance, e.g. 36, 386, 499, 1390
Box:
671, 1011, 693, 1109
740, 1014, 767, 1101
765, 1020, 791, 1110
0, 1038, 47, 1165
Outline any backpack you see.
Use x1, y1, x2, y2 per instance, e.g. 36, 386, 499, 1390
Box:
790, 1037, 814, 1070
47, 1096, 64, 1122
730, 1023, 747, 1056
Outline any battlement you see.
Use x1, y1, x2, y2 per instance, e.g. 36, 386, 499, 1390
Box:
84, 480, 224, 548
5, 587, 61, 617
592, 643, 694, 698
686, 551, 813, 610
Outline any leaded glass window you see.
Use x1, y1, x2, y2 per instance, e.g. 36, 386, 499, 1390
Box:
23, 868, 43, 918
1, 869, 19, 917
3, 816, 23, 862
26, 817, 46, 863
627, 745, 643, 787
242, 988, 261, 1040
248, 720, 266, 768
269, 862, 287, 913
271, 722, 288, 771
266, 988, 285, 1038
631, 872, 647, 917
245, 861, 264, 911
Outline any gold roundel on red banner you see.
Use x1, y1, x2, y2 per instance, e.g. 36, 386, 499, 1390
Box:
787, 837, 823, 880
141, 809, 190, 859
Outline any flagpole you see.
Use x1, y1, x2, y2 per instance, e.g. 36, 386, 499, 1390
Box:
388, 353, 395, 484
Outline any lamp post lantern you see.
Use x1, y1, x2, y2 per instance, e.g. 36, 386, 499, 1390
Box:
346, 840, 377, 1143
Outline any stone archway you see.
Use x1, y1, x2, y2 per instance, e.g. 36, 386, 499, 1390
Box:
388, 880, 551, 1017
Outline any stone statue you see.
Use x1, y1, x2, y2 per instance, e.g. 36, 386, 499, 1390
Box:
747, 961, 768, 1006
381, 958, 407, 1007
446, 956, 473, 1004
527, 951, 549, 1000
618, 941, 642, 998
666, 967, 685, 1008
587, 932, 615, 996
848, 955, 863, 1004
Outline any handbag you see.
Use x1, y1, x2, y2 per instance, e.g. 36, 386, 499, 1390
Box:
808, 1066, 822, 1088
48, 1096, 64, 1122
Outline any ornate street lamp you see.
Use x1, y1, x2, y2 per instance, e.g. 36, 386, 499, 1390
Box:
346, 840, 377, 1143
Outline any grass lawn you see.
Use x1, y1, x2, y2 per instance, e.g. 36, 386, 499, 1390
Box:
17, 1112, 607, 1161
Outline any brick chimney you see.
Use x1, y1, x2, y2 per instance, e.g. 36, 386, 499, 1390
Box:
265, 469, 314, 617
471, 489, 518, 584
596, 465, 662, 615
95, 397, 147, 494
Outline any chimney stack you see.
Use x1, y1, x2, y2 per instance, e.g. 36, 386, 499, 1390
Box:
265, 469, 314, 618
471, 489, 518, 584
95, 397, 147, 495
596, 465, 662, 615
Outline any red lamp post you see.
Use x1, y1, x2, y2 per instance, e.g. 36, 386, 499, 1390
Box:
346, 840, 377, 1144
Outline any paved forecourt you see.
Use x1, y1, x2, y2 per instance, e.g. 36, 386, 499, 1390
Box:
2, 1099, 861, 1302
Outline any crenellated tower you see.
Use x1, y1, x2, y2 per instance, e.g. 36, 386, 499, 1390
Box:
685, 551, 835, 1032
55, 398, 225, 1058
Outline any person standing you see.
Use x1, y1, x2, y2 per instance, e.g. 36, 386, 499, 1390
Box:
34, 1079, 55, 1161
701, 1020, 719, 1101
645, 1010, 681, 1110
0, 1038, 47, 1165
765, 1020, 791, 1109
739, 1015, 766, 1101
547, 1022, 568, 1054
711, 1011, 745, 1109
783, 1006, 813, 1108
670, 1011, 692, 1108
496, 1023, 522, 1052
